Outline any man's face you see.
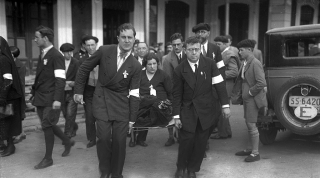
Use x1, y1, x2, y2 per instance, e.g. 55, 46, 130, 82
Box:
63, 51, 73, 60
85, 39, 97, 55
238, 47, 251, 60
34, 31, 46, 48
186, 43, 201, 63
172, 39, 183, 54
117, 29, 135, 52
215, 41, 227, 52
195, 30, 210, 44
137, 43, 148, 58
166, 45, 173, 53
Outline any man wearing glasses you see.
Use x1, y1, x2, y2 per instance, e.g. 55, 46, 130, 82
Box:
162, 33, 186, 146
172, 36, 230, 178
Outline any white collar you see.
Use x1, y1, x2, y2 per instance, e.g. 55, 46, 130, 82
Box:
221, 46, 230, 54
42, 45, 53, 54
117, 46, 131, 59
187, 59, 199, 70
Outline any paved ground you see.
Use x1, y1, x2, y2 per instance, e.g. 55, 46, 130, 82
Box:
1, 105, 320, 178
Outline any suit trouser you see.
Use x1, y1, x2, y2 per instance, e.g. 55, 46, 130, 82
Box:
61, 90, 78, 137
83, 85, 96, 141
177, 119, 210, 172
96, 119, 128, 178
136, 130, 148, 142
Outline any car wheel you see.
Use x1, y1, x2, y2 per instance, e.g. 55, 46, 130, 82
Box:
274, 75, 320, 135
258, 127, 277, 145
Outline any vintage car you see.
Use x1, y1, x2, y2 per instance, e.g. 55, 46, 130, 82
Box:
258, 24, 320, 145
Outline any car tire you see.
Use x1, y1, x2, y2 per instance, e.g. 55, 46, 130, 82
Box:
258, 127, 277, 145
274, 75, 320, 135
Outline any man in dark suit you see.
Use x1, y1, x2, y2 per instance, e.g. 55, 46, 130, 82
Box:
192, 23, 226, 152
74, 23, 141, 178
173, 36, 230, 178
79, 35, 99, 148
32, 25, 75, 169
135, 42, 149, 65
73, 35, 88, 60
59, 43, 79, 138
162, 33, 186, 146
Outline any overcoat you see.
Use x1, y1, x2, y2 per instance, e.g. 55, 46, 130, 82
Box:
162, 51, 186, 82
74, 45, 141, 122
172, 55, 229, 133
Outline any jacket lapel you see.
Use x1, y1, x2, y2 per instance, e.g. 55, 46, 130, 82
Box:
170, 52, 179, 68
181, 61, 196, 91
104, 46, 118, 81
244, 56, 254, 74
193, 57, 207, 97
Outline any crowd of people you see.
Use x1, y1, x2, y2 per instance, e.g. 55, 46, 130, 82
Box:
0, 22, 267, 178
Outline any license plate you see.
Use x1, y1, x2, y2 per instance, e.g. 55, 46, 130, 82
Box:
289, 96, 320, 113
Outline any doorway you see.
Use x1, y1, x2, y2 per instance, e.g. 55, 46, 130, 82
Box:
165, 1, 189, 43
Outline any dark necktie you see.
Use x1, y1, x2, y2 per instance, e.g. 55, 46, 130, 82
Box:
194, 64, 198, 80
202, 45, 207, 57
177, 54, 181, 64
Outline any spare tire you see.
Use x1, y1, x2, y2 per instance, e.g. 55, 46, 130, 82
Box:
274, 75, 320, 135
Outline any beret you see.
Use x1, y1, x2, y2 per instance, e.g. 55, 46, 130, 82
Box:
60, 43, 75, 52
237, 39, 256, 49
36, 25, 54, 36
82, 35, 99, 44
192, 23, 210, 33
214, 36, 229, 43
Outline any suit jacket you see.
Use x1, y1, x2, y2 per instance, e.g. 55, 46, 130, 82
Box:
32, 47, 65, 106
73, 49, 87, 61
222, 49, 239, 97
172, 56, 229, 133
234, 55, 267, 108
65, 57, 79, 92
253, 48, 263, 65
74, 45, 142, 122
162, 51, 186, 83
205, 42, 225, 78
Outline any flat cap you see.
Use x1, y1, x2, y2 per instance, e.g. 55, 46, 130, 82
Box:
82, 35, 99, 44
36, 25, 54, 36
192, 23, 210, 33
214, 36, 229, 43
60, 43, 75, 52
237, 39, 256, 49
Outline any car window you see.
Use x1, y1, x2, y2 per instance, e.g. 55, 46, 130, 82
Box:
285, 37, 320, 57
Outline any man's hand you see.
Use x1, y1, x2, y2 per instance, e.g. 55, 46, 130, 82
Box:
222, 107, 231, 119
174, 118, 182, 129
74, 94, 85, 104
128, 122, 135, 134
52, 101, 61, 109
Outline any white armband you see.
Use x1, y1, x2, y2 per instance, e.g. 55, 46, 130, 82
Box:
129, 88, 139, 97
54, 69, 66, 79
212, 74, 224, 84
3, 73, 13, 80
216, 60, 225, 69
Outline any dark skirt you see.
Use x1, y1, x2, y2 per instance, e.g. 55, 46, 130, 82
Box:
0, 98, 22, 140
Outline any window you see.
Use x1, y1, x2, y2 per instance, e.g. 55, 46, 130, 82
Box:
285, 37, 320, 57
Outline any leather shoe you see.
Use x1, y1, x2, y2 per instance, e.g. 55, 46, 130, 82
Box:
175, 169, 185, 178
187, 171, 196, 178
34, 158, 53, 169
129, 140, 135, 147
62, 139, 75, 157
235, 150, 252, 156
0, 143, 6, 152
87, 140, 96, 148
137, 141, 148, 147
1, 144, 15, 157
165, 137, 175, 146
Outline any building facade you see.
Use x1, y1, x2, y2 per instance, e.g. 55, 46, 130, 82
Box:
0, 0, 319, 75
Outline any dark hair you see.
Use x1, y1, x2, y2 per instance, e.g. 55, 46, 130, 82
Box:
214, 36, 229, 43
166, 42, 172, 47
185, 36, 201, 46
225, 34, 232, 41
134, 39, 140, 45
9, 46, 20, 58
142, 53, 159, 67
170, 33, 183, 43
138, 42, 149, 48
117, 23, 136, 37
35, 25, 54, 43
